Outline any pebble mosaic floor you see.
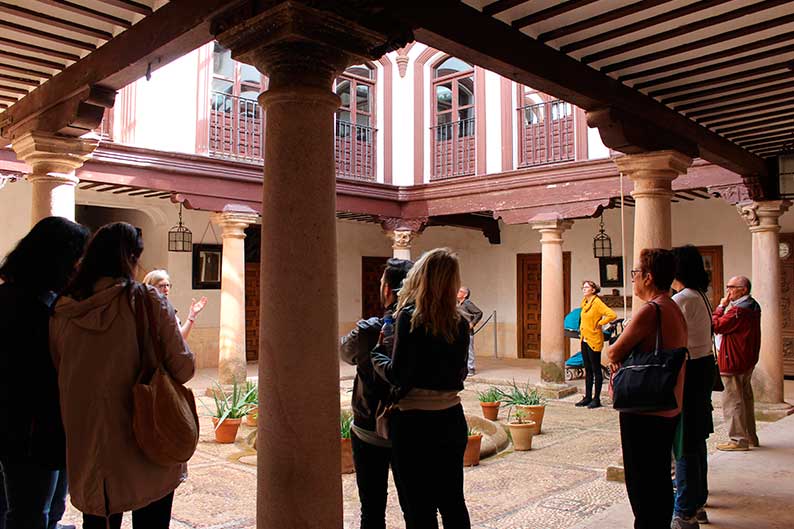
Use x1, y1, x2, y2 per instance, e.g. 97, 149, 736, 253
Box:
58, 377, 746, 529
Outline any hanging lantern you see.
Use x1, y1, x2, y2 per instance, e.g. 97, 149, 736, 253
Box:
593, 213, 612, 258
168, 202, 193, 252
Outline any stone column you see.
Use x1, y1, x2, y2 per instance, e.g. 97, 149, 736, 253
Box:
215, 4, 392, 527
531, 215, 576, 398
390, 230, 415, 259
614, 150, 692, 311
738, 200, 793, 415
12, 131, 98, 225
381, 217, 426, 260
211, 206, 258, 385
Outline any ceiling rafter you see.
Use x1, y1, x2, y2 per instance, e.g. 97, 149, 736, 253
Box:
737, 131, 794, 147
0, 72, 40, 87
686, 92, 794, 119
0, 36, 81, 62
94, 0, 153, 17
648, 61, 794, 98
0, 49, 65, 71
728, 123, 794, 142
0, 20, 96, 52
513, 0, 599, 30
482, 0, 528, 16
0, 84, 28, 95
538, 0, 673, 43
600, 10, 794, 74
661, 71, 794, 105
674, 79, 794, 112
0, 62, 53, 79
715, 112, 794, 135
706, 105, 794, 128
33, 0, 133, 29
0, 2, 113, 41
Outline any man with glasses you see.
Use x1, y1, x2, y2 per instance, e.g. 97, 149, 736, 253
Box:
712, 276, 761, 451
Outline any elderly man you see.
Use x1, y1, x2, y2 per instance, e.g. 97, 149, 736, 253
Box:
457, 286, 483, 376
713, 275, 761, 451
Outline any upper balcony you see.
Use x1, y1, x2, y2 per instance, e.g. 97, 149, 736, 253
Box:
518, 99, 575, 167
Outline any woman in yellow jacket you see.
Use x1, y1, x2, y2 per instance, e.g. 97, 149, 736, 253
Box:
577, 280, 617, 409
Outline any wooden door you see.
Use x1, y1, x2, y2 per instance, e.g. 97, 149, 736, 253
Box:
697, 245, 724, 310
517, 252, 571, 359
245, 262, 260, 362
780, 234, 794, 377
362, 256, 389, 319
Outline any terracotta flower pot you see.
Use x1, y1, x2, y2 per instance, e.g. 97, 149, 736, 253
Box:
516, 404, 545, 434
479, 401, 500, 421
244, 406, 258, 427
340, 437, 355, 474
508, 421, 536, 451
463, 434, 483, 466
212, 417, 242, 444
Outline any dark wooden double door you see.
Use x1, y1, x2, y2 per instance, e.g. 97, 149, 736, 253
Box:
517, 253, 571, 359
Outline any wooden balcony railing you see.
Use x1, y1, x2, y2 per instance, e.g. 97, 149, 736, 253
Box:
431, 117, 476, 180
334, 120, 376, 181
209, 91, 264, 162
518, 99, 575, 167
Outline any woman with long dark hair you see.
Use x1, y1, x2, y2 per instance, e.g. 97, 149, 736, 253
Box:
0, 216, 90, 529
608, 248, 688, 529
670, 245, 715, 528
577, 280, 617, 409
372, 247, 471, 529
49, 222, 195, 529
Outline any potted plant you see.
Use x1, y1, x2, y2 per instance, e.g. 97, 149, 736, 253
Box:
476, 387, 502, 421
463, 426, 483, 466
340, 411, 355, 474
203, 380, 257, 443
499, 380, 546, 435
507, 409, 536, 451
243, 380, 259, 427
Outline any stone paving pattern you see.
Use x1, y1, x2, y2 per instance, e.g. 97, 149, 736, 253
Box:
57, 362, 782, 528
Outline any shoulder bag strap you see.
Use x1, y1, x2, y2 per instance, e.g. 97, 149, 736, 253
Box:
131, 283, 152, 382
140, 285, 166, 368
695, 289, 720, 360
649, 301, 663, 353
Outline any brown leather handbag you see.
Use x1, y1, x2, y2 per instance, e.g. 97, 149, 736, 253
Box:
131, 283, 200, 466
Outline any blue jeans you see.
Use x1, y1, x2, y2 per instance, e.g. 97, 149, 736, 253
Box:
674, 439, 708, 517
0, 459, 68, 529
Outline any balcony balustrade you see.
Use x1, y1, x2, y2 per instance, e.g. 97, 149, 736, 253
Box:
431, 117, 476, 180
334, 120, 376, 181
518, 99, 575, 167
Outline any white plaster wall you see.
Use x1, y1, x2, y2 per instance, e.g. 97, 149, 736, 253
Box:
484, 70, 502, 175
0, 179, 33, 260
130, 49, 200, 154
391, 47, 419, 186
588, 127, 610, 160
375, 60, 386, 183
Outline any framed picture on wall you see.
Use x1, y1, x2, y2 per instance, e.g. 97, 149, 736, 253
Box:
599, 256, 623, 288
192, 244, 222, 289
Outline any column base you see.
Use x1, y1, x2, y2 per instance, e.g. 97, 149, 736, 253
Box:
755, 401, 794, 422
606, 462, 625, 482
535, 381, 578, 400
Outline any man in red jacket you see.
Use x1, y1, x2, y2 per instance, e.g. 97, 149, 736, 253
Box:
712, 275, 761, 451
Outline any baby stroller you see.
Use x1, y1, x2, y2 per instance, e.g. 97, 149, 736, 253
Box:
563, 308, 625, 381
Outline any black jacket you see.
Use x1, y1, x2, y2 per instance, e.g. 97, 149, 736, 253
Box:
0, 283, 65, 468
372, 305, 469, 391
340, 307, 394, 433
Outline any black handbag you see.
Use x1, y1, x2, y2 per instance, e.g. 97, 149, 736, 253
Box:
612, 302, 688, 413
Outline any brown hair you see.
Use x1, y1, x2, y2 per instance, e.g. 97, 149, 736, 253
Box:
638, 248, 676, 291
582, 280, 601, 294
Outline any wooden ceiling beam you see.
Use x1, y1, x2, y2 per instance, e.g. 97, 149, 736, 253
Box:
0, 20, 96, 52
687, 93, 794, 119
403, 2, 766, 176
0, 36, 81, 62
0, 72, 40, 87
648, 61, 793, 98
0, 2, 113, 41
482, 0, 528, 16
0, 62, 52, 79
585, 0, 792, 66
94, 0, 152, 17
33, 0, 133, 29
513, 0, 599, 30
538, 0, 672, 43
0, 94, 18, 103
600, 10, 794, 74
633, 43, 794, 90
707, 106, 794, 128
0, 84, 28, 95
729, 124, 794, 142
661, 72, 794, 105
737, 131, 794, 147
560, 0, 729, 54
0, 50, 66, 71
716, 112, 794, 135
674, 79, 794, 112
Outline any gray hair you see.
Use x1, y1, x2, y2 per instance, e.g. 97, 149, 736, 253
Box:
143, 269, 170, 286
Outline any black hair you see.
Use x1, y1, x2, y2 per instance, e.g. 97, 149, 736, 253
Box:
0, 216, 90, 294
383, 258, 413, 291
672, 245, 710, 292
65, 222, 143, 301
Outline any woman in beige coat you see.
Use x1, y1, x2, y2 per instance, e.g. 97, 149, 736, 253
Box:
49, 223, 195, 529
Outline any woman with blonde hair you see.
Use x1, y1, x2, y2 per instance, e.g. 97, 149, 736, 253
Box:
577, 280, 617, 409
143, 269, 207, 340
372, 248, 471, 529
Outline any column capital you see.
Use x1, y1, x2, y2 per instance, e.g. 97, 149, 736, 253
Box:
530, 215, 573, 243
211, 205, 259, 239
379, 216, 428, 233
737, 200, 792, 233
388, 229, 419, 252
12, 131, 98, 177
613, 150, 693, 180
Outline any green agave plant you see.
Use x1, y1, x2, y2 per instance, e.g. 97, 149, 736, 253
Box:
497, 379, 545, 407
340, 411, 354, 439
476, 386, 502, 403
201, 380, 258, 430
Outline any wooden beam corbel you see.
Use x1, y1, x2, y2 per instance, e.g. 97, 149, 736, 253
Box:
586, 107, 698, 158
426, 213, 501, 245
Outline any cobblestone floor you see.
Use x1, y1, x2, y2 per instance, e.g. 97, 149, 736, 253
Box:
58, 363, 777, 529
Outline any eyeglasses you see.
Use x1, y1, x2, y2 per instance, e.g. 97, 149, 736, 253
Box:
630, 269, 642, 278
155, 282, 171, 290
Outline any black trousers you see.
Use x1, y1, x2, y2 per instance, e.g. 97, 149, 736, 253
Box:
620, 412, 678, 529
581, 340, 603, 400
82, 491, 174, 529
351, 431, 405, 529
390, 405, 470, 529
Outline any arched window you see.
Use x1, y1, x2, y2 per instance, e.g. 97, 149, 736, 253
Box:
335, 64, 376, 180
209, 43, 265, 161
517, 86, 574, 166
432, 57, 475, 179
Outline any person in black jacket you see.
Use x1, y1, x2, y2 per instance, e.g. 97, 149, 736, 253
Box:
340, 257, 412, 529
372, 247, 471, 529
0, 217, 89, 529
